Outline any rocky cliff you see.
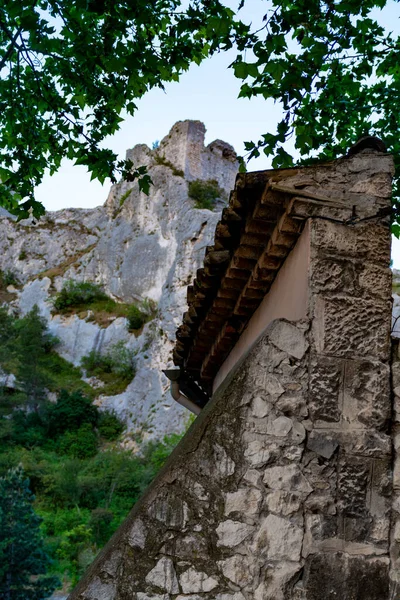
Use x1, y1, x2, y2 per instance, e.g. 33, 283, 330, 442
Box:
0, 120, 238, 439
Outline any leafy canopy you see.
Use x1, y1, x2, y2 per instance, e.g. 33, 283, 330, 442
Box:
232, 0, 400, 227
2, 0, 400, 228
0, 0, 248, 219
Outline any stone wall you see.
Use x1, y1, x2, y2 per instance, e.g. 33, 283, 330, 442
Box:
68, 149, 394, 599
305, 217, 392, 598
69, 317, 392, 600
69, 319, 312, 600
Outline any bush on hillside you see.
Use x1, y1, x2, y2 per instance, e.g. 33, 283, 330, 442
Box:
0, 269, 20, 288
53, 281, 108, 311
81, 342, 136, 381
126, 304, 147, 330
188, 179, 224, 210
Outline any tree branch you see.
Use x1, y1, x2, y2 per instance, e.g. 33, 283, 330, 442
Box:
0, 22, 22, 72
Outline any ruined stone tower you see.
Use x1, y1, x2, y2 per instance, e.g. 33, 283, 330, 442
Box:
69, 143, 397, 599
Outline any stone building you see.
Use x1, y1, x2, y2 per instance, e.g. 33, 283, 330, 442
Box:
69, 139, 398, 599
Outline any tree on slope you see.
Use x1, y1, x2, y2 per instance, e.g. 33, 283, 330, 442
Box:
13, 305, 56, 411
0, 466, 59, 600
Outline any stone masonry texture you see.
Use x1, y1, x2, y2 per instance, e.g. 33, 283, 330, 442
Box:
68, 149, 394, 599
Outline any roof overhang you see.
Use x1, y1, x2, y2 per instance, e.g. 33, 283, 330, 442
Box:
172, 143, 390, 398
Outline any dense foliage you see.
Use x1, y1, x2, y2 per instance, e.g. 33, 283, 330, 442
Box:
0, 466, 60, 600
0, 269, 19, 288
0, 397, 183, 588
188, 178, 225, 210
2, 1, 400, 225
126, 303, 147, 330
0, 306, 185, 590
0, 0, 248, 218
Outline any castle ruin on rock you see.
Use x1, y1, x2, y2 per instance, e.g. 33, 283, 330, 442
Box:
68, 139, 398, 600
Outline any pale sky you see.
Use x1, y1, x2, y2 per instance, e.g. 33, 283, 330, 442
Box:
34, 0, 400, 266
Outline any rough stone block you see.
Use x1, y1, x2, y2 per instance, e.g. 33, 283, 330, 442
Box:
254, 562, 302, 600
218, 555, 253, 586
275, 394, 308, 418
347, 170, 393, 197
310, 220, 391, 264
312, 294, 390, 360
242, 469, 262, 488
243, 438, 275, 467
302, 457, 337, 512
128, 519, 147, 549
148, 496, 188, 529
265, 491, 303, 516
145, 558, 179, 594
343, 360, 390, 430
224, 488, 262, 516
179, 568, 218, 593
303, 553, 389, 600
359, 263, 392, 300
393, 362, 400, 394
263, 465, 312, 494
251, 396, 271, 418
340, 431, 391, 457
309, 355, 342, 423
216, 520, 254, 548
268, 321, 308, 360
83, 578, 117, 600
307, 431, 339, 459
163, 534, 207, 561
253, 514, 303, 561
310, 256, 359, 294
303, 514, 338, 557
337, 456, 370, 518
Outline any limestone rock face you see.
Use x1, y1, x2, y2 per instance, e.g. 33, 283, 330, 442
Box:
0, 120, 238, 438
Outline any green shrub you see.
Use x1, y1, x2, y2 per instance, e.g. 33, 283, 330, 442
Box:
141, 433, 183, 473
97, 411, 124, 441
11, 410, 49, 448
110, 342, 136, 378
81, 350, 111, 376
0, 269, 20, 288
47, 390, 98, 435
82, 342, 135, 380
81, 342, 136, 395
188, 178, 224, 210
18, 249, 27, 260
57, 423, 98, 459
53, 281, 108, 311
42, 352, 94, 398
126, 304, 146, 330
